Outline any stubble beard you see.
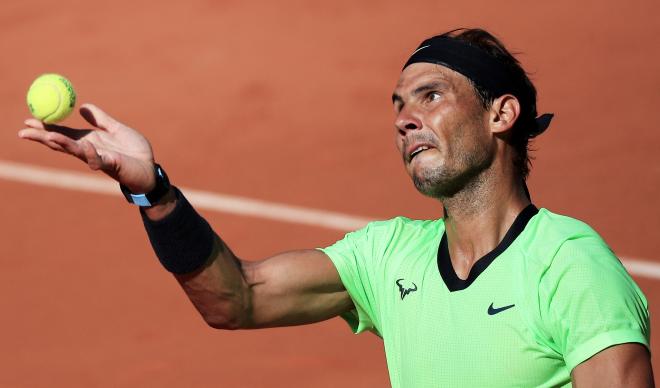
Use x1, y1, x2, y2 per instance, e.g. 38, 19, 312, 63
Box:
412, 140, 494, 200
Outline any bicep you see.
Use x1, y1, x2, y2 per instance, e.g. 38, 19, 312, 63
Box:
571, 343, 654, 387
242, 249, 354, 328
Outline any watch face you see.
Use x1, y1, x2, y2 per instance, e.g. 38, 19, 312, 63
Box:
121, 164, 170, 206
156, 164, 169, 182
159, 166, 170, 185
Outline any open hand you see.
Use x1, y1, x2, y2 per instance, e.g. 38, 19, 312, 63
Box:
19, 104, 157, 193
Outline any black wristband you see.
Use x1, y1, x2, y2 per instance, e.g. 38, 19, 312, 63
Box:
141, 186, 215, 274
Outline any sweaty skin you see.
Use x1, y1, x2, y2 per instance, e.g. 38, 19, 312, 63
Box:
18, 60, 653, 385
392, 63, 653, 386
392, 63, 529, 278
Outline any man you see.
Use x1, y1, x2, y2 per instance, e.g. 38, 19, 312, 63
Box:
19, 28, 653, 387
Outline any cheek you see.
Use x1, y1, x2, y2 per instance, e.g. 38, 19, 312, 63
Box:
441, 105, 488, 152
452, 126, 492, 167
426, 110, 456, 153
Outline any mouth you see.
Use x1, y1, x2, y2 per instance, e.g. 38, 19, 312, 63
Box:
407, 144, 435, 162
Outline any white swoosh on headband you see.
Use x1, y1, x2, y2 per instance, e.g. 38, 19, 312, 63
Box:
410, 45, 430, 55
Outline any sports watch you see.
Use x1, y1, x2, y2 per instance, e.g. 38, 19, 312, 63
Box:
120, 163, 171, 207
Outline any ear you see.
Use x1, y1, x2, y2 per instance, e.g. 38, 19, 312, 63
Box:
488, 94, 520, 134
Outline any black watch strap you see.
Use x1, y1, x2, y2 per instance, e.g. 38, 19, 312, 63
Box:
120, 164, 171, 207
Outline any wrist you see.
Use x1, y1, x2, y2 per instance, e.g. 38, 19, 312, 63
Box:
120, 164, 171, 207
142, 187, 177, 221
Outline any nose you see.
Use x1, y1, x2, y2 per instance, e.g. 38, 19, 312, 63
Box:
395, 107, 422, 136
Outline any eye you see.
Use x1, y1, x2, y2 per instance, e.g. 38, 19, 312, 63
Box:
426, 91, 441, 102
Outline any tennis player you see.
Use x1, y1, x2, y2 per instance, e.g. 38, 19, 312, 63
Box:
20, 28, 653, 387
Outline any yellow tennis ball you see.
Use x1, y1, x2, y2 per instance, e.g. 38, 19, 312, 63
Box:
26, 73, 76, 124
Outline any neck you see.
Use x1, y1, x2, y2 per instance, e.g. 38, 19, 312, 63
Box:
441, 167, 530, 280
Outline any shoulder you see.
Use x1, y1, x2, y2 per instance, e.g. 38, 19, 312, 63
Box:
516, 208, 643, 323
320, 216, 443, 267
363, 216, 442, 233
520, 208, 613, 270
522, 207, 648, 319
517, 209, 650, 366
337, 216, 443, 245
526, 208, 602, 244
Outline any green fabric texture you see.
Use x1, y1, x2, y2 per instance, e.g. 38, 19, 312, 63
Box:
319, 208, 649, 388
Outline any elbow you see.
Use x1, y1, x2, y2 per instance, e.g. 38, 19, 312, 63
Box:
199, 295, 251, 330
179, 270, 253, 330
205, 316, 243, 330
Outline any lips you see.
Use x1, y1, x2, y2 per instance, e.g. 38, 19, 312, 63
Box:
406, 143, 435, 162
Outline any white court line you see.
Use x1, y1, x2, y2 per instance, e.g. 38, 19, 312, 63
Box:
621, 259, 660, 281
0, 159, 657, 280
0, 160, 371, 232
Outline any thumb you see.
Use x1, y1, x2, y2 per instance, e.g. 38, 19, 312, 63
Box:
79, 103, 120, 132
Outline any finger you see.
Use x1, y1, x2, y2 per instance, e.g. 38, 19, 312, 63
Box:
44, 140, 65, 152
23, 119, 79, 135
18, 128, 43, 140
80, 140, 104, 171
24, 118, 45, 129
43, 131, 87, 159
98, 148, 119, 167
80, 103, 119, 132
20, 127, 106, 167
97, 149, 121, 178
19, 129, 67, 152
21, 120, 92, 140
19, 128, 61, 144
22, 128, 89, 160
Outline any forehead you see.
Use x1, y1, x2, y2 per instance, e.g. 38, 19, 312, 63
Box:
393, 62, 470, 95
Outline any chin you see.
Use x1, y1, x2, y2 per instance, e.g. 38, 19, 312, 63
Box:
410, 161, 480, 199
411, 167, 457, 199
409, 145, 494, 199
413, 178, 457, 199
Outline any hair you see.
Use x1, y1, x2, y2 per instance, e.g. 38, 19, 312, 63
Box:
440, 28, 539, 180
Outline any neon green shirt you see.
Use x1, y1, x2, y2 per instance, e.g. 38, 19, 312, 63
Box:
320, 206, 649, 387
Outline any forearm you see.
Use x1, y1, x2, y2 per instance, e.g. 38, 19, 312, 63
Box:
175, 236, 252, 330
140, 187, 351, 330
142, 187, 252, 329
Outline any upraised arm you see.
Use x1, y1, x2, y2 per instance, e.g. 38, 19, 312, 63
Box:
19, 105, 354, 330
175, 240, 353, 329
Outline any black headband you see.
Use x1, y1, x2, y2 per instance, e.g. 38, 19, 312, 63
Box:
404, 36, 553, 137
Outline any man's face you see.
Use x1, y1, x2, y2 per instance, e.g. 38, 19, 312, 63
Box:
392, 63, 495, 198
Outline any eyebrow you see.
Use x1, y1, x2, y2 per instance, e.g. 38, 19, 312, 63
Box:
391, 80, 449, 106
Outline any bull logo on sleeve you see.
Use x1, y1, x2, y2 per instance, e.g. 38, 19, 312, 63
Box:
396, 278, 418, 300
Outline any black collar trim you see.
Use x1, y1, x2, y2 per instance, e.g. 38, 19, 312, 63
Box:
437, 204, 539, 292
